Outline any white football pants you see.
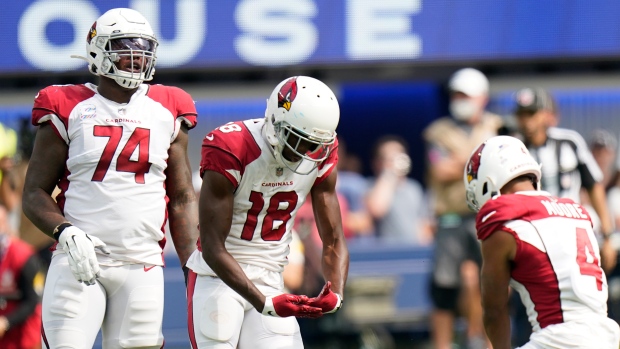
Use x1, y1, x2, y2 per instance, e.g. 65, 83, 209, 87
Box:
187, 266, 304, 349
42, 253, 164, 349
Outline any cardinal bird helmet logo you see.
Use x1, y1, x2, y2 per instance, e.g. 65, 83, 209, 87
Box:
466, 143, 486, 184
87, 22, 97, 44
277, 77, 298, 111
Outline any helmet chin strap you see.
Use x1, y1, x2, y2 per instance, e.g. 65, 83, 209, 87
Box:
262, 121, 286, 166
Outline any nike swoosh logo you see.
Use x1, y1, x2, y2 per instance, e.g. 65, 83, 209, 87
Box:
144, 265, 156, 272
481, 211, 497, 223
268, 311, 275, 316
205, 134, 214, 141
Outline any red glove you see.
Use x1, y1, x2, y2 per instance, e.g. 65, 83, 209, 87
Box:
262, 294, 323, 318
308, 281, 342, 314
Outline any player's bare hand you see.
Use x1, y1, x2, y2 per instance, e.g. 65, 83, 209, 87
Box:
262, 294, 323, 318
600, 239, 617, 273
308, 281, 343, 314
58, 226, 111, 286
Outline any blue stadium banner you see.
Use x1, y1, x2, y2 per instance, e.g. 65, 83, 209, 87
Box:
4, 0, 620, 74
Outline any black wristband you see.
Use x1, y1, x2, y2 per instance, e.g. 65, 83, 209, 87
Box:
53, 222, 73, 241
182, 265, 190, 287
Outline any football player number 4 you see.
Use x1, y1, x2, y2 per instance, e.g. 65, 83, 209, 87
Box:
92, 125, 151, 184
576, 227, 603, 291
241, 191, 298, 241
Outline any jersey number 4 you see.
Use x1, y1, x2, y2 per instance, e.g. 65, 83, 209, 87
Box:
92, 125, 151, 184
576, 227, 603, 291
240, 191, 298, 241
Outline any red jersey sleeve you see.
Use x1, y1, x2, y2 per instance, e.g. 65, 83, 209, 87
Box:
314, 137, 339, 186
199, 121, 261, 188
146, 85, 197, 129
32, 84, 95, 128
476, 194, 533, 240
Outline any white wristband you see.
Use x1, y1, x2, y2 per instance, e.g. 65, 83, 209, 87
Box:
325, 293, 343, 314
262, 297, 280, 317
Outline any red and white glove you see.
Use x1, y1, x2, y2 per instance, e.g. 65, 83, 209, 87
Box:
308, 281, 342, 314
262, 294, 323, 318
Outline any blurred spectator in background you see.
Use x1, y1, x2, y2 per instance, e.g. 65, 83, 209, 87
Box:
365, 135, 432, 245
0, 123, 17, 217
588, 129, 620, 190
586, 129, 620, 324
336, 138, 373, 238
0, 204, 43, 349
513, 87, 615, 268
0, 119, 54, 270
581, 129, 619, 231
282, 230, 305, 294
423, 68, 501, 349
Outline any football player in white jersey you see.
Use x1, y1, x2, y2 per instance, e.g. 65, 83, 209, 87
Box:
22, 8, 198, 349
185, 76, 349, 348
464, 135, 620, 349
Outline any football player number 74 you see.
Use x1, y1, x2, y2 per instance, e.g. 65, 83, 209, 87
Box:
92, 125, 151, 184
576, 227, 603, 291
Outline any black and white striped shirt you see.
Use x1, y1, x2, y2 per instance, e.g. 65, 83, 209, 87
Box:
527, 127, 603, 202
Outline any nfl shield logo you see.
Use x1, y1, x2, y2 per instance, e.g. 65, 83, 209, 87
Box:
276, 167, 283, 176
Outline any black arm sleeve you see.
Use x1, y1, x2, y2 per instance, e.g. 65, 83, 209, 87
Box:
5, 255, 41, 327
577, 163, 597, 190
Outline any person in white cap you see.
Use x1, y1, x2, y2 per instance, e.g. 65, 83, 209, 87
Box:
423, 68, 503, 349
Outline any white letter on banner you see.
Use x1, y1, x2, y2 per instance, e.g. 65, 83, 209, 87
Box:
346, 0, 422, 60
131, 0, 206, 67
18, 0, 98, 71
235, 0, 318, 66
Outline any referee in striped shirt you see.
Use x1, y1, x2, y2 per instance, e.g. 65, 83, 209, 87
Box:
513, 87, 616, 271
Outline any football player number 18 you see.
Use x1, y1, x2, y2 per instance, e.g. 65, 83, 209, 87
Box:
218, 123, 242, 133
92, 125, 152, 184
576, 227, 603, 291
241, 191, 299, 242
216, 122, 298, 242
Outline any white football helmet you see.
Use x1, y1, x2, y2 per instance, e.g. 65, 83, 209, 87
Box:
263, 76, 339, 174
78, 8, 158, 89
464, 135, 541, 211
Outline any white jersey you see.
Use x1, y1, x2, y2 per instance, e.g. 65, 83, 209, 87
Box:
186, 119, 337, 275
32, 83, 197, 266
477, 191, 619, 347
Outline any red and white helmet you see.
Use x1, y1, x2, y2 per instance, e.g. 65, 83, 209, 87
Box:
464, 135, 541, 211
82, 8, 158, 89
263, 76, 339, 174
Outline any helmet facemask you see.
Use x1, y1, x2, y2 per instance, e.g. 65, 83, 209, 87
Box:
74, 8, 159, 89
96, 34, 158, 89
272, 120, 335, 175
